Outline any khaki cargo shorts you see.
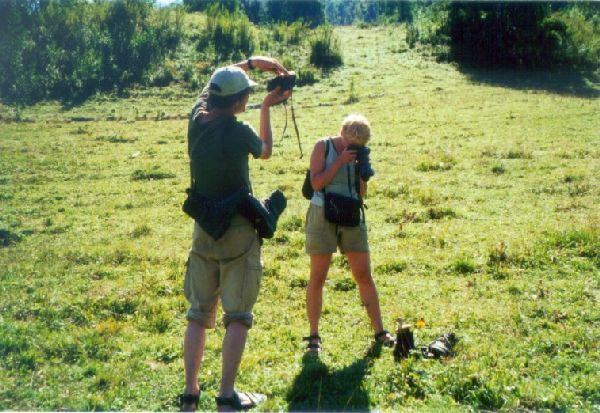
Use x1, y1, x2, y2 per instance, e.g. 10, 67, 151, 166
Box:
184, 214, 262, 329
305, 203, 369, 255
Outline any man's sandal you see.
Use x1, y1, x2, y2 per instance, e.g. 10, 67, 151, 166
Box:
179, 393, 200, 412
375, 330, 395, 348
215, 391, 266, 411
302, 334, 322, 353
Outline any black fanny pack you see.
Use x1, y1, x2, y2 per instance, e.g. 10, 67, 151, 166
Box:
182, 188, 287, 240
182, 187, 247, 240
324, 192, 362, 227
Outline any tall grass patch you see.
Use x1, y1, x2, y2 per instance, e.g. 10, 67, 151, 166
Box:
199, 5, 255, 61
309, 25, 343, 69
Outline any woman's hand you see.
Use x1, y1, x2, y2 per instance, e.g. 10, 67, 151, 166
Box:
337, 147, 357, 165
263, 86, 291, 107
249, 56, 288, 75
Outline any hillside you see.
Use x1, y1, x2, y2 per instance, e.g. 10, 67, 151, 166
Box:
0, 25, 599, 411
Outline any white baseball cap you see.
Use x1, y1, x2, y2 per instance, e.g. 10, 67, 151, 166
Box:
209, 66, 257, 96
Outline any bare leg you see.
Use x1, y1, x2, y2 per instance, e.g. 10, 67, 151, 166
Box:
306, 254, 332, 336
183, 319, 206, 398
346, 251, 385, 334
218, 321, 248, 400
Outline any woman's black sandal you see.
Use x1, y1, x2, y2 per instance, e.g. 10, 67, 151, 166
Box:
179, 393, 200, 412
303, 334, 322, 353
374, 330, 395, 348
215, 391, 266, 411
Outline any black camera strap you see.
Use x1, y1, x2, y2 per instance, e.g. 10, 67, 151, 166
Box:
281, 94, 303, 158
322, 138, 365, 224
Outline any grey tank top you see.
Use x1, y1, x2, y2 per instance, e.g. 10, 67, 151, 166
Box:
311, 138, 359, 207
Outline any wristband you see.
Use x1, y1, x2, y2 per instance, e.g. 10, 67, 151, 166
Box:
247, 58, 254, 70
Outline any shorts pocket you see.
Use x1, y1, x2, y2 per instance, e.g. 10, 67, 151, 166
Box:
242, 263, 262, 311
305, 204, 326, 233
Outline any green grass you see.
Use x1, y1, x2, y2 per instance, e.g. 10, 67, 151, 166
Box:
1, 24, 599, 411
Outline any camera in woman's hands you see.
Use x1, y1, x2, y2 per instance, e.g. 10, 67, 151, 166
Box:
266, 72, 296, 92
347, 144, 375, 181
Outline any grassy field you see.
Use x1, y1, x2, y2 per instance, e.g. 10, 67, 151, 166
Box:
1, 24, 599, 411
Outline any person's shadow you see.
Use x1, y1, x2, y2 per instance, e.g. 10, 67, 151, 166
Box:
286, 342, 383, 412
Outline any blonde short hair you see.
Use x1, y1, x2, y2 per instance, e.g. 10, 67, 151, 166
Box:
341, 114, 371, 145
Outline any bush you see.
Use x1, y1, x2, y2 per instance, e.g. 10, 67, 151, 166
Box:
148, 64, 175, 87
201, 4, 255, 62
309, 25, 343, 69
408, 2, 598, 69
452, 258, 476, 274
0, 0, 183, 105
271, 21, 308, 46
544, 5, 600, 68
406, 24, 419, 49
296, 65, 318, 86
443, 2, 598, 68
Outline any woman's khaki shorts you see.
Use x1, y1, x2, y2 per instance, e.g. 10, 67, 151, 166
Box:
184, 215, 262, 329
305, 203, 369, 254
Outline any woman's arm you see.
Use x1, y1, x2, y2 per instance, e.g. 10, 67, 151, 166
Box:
234, 56, 288, 75
259, 87, 291, 160
310, 140, 356, 191
359, 179, 368, 197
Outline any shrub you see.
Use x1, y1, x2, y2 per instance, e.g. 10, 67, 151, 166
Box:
375, 261, 408, 275
148, 64, 175, 87
344, 78, 359, 104
131, 224, 152, 238
452, 258, 476, 274
491, 164, 506, 175
132, 168, 176, 181
0, 0, 183, 104
296, 65, 318, 86
271, 21, 308, 45
202, 4, 255, 62
409, 2, 598, 69
415, 207, 457, 222
442, 2, 598, 68
0, 229, 21, 247
416, 154, 456, 172
488, 242, 509, 267
407, 24, 419, 49
545, 6, 600, 68
309, 25, 343, 69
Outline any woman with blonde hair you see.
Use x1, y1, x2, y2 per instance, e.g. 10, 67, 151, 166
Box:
303, 114, 394, 352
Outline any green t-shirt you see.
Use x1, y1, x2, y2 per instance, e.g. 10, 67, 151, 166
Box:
187, 88, 262, 199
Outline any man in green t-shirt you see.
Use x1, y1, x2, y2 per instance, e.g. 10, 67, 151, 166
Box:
180, 57, 290, 412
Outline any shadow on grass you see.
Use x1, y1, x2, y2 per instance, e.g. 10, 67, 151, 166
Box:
458, 65, 600, 99
286, 342, 382, 412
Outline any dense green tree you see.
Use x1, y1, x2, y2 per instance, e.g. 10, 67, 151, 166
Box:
323, 0, 413, 25
240, 0, 264, 23
376, 0, 412, 23
183, 0, 239, 12
265, 0, 324, 27
0, 0, 182, 104
445, 2, 567, 67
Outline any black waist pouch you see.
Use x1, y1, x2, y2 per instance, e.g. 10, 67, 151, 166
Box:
323, 192, 361, 227
182, 187, 247, 240
239, 190, 287, 239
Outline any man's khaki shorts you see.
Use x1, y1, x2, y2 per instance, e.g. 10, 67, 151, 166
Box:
184, 215, 262, 329
305, 203, 369, 255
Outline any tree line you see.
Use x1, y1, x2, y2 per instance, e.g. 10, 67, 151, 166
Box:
442, 2, 599, 69
1, 0, 597, 106
0, 0, 182, 105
